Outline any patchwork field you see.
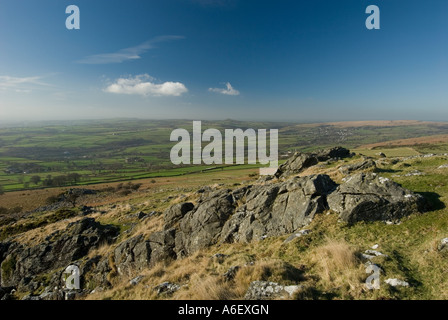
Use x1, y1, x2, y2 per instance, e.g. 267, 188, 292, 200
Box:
1, 119, 447, 194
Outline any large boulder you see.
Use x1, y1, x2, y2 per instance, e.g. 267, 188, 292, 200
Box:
315, 146, 352, 161
220, 175, 337, 243
339, 159, 376, 175
275, 153, 318, 178
164, 202, 194, 229
327, 173, 428, 224
113, 235, 151, 276
173, 176, 337, 255
175, 189, 236, 257
275, 147, 352, 178
148, 228, 177, 266
80, 255, 111, 290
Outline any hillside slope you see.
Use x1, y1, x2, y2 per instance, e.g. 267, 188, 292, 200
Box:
1, 146, 448, 300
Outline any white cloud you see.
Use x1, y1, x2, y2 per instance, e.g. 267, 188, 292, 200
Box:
77, 35, 184, 64
0, 75, 49, 87
208, 82, 240, 96
104, 74, 188, 97
0, 75, 50, 92
15, 89, 32, 94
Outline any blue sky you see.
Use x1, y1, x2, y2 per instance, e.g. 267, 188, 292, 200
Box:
0, 0, 447, 122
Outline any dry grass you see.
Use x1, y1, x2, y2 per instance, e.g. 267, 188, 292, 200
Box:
314, 239, 358, 280
133, 216, 164, 239
0, 188, 63, 212
176, 275, 236, 300
407, 237, 448, 299
300, 165, 345, 183
85, 240, 307, 301
87, 239, 115, 260
310, 238, 364, 296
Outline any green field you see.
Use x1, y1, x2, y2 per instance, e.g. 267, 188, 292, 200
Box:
0, 119, 447, 192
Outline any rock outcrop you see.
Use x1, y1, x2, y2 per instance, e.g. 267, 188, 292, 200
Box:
327, 173, 428, 224
219, 174, 336, 243
164, 202, 194, 229
175, 189, 237, 257
0, 218, 119, 288
154, 281, 180, 296
148, 229, 177, 265
113, 235, 151, 276
315, 146, 352, 161
338, 159, 377, 175
160, 172, 427, 257
275, 153, 318, 178
170, 175, 337, 256
275, 146, 352, 178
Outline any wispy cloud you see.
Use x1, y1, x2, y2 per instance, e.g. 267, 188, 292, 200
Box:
77, 35, 184, 64
0, 75, 51, 92
208, 82, 240, 96
104, 74, 188, 97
